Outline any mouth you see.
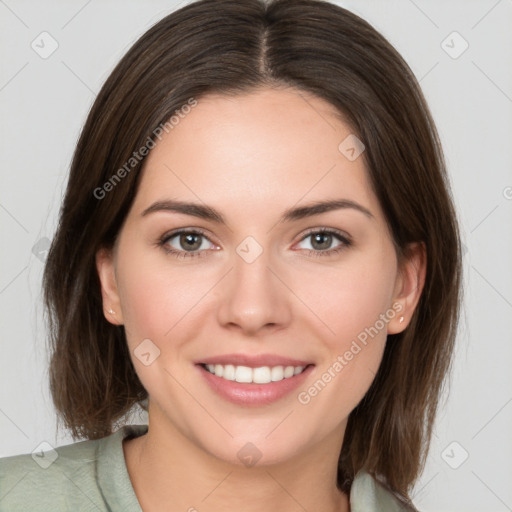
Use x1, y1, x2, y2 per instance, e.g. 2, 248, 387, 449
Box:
195, 355, 314, 406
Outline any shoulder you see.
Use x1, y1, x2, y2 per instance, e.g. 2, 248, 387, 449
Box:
0, 436, 102, 511
0, 424, 147, 512
350, 470, 418, 512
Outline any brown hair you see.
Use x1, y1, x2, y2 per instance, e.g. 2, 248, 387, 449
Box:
43, 0, 462, 503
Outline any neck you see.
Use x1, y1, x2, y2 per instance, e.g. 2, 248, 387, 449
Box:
123, 403, 350, 512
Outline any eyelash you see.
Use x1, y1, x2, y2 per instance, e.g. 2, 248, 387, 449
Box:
157, 227, 352, 260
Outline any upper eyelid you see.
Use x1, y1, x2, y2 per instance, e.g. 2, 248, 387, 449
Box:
299, 227, 351, 240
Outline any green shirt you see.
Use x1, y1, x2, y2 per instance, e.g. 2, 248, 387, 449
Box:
0, 424, 414, 511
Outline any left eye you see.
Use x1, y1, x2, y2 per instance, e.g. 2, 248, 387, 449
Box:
296, 230, 347, 252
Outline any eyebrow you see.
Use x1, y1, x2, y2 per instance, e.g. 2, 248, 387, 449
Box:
141, 198, 374, 223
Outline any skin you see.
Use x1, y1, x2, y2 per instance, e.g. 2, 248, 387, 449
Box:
96, 86, 426, 512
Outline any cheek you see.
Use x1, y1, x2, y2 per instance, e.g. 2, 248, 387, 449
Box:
298, 251, 397, 350
116, 246, 208, 344
114, 249, 210, 400
293, 250, 396, 412
117, 268, 171, 344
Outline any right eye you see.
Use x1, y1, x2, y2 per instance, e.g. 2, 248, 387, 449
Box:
158, 229, 219, 259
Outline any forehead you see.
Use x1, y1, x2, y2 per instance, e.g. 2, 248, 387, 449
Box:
131, 87, 380, 222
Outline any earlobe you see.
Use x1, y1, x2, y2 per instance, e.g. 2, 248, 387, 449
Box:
95, 248, 124, 325
388, 242, 427, 334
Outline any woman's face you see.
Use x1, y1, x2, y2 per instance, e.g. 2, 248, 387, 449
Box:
98, 87, 417, 466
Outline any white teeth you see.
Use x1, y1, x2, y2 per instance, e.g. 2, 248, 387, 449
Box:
284, 366, 295, 378
214, 364, 224, 377
223, 364, 235, 381
253, 366, 272, 384
204, 363, 307, 383
235, 366, 253, 383
271, 366, 283, 381
294, 366, 305, 375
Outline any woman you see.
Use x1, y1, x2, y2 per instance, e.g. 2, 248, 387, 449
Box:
0, 0, 462, 510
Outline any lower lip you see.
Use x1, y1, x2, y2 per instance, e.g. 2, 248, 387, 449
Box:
197, 364, 314, 406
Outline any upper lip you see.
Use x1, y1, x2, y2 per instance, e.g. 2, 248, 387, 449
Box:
197, 353, 313, 368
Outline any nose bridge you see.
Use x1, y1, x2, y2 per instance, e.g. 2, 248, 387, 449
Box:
216, 235, 291, 333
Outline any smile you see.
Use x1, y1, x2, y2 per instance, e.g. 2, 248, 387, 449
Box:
197, 359, 314, 406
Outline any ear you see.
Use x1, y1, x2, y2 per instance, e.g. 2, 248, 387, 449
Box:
96, 247, 124, 325
387, 242, 427, 334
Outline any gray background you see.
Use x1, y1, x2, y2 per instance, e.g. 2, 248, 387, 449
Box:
1, 0, 511, 510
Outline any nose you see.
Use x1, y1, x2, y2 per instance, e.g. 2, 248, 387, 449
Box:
216, 246, 292, 337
